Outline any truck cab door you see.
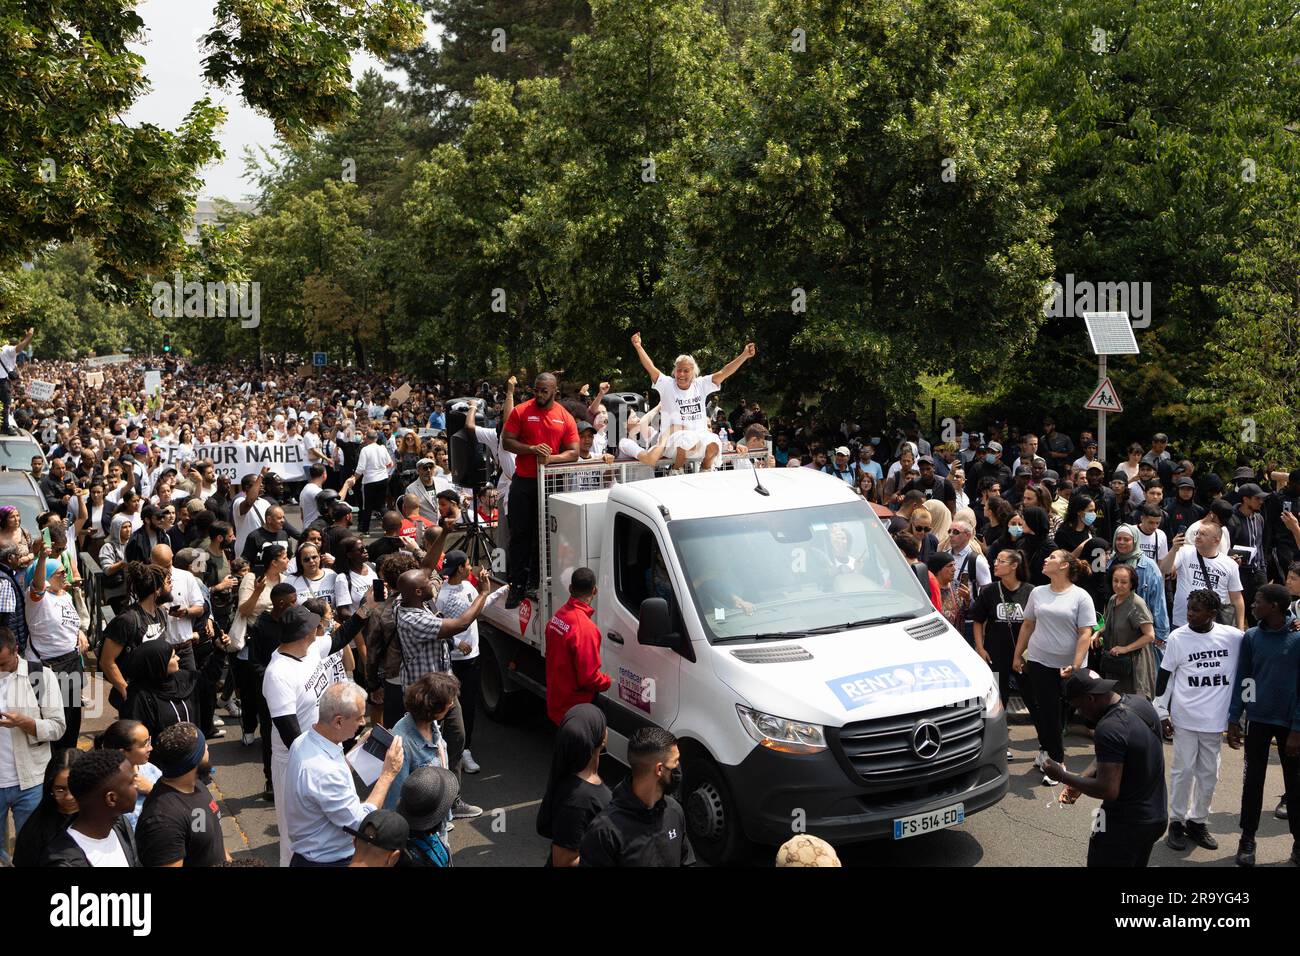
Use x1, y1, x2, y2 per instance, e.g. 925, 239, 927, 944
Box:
600, 507, 684, 743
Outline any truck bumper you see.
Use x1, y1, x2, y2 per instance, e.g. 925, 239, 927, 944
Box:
723, 713, 1010, 846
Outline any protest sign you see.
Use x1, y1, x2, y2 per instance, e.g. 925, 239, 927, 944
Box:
159, 440, 307, 482
26, 380, 56, 401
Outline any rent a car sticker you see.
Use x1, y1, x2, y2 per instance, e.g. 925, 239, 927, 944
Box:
828, 660, 971, 711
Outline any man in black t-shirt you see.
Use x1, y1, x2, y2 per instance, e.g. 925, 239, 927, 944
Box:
902, 457, 957, 513
137, 722, 228, 867
580, 726, 695, 867
1043, 671, 1167, 867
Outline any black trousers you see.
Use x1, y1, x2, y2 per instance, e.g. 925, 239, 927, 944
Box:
1020, 660, 1067, 763
506, 476, 539, 591
0, 377, 12, 431
452, 657, 481, 751
382, 680, 405, 729
193, 641, 224, 736
1240, 721, 1300, 843
441, 699, 466, 783
235, 657, 272, 783
42, 652, 84, 750
1087, 820, 1166, 867
359, 480, 387, 533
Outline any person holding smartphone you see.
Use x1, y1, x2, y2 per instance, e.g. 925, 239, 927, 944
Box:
23, 537, 86, 750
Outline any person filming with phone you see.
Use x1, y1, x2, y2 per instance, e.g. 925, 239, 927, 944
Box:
282, 681, 404, 867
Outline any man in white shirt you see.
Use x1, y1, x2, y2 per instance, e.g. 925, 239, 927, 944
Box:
1155, 589, 1243, 852
631, 331, 756, 473
300, 464, 328, 528
0, 326, 33, 434
233, 472, 271, 556
40, 748, 139, 866
1160, 523, 1246, 629
263, 605, 350, 866
283, 681, 403, 866
948, 520, 992, 588
152, 545, 206, 673
354, 431, 394, 534
466, 393, 516, 525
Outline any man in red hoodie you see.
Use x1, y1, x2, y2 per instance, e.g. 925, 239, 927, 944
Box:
545, 567, 611, 724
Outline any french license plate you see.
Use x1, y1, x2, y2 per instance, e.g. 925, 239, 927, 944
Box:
893, 803, 965, 840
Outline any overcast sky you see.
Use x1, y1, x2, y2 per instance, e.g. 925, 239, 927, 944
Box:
125, 1, 435, 202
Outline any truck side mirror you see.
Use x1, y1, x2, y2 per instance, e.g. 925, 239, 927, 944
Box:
637, 597, 680, 649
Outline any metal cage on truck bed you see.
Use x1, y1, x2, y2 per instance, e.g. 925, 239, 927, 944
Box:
516, 449, 771, 635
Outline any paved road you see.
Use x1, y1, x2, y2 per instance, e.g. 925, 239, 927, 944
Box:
73, 686, 1294, 869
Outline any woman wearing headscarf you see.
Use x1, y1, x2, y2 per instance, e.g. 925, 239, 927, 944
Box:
1108, 523, 1170, 667
12, 748, 79, 867
926, 552, 968, 633
0, 505, 32, 558
99, 514, 133, 613
1094, 563, 1157, 699
536, 703, 610, 867
121, 639, 201, 739
1016, 507, 1054, 586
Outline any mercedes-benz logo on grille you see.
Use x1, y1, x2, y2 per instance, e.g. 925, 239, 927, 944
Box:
911, 720, 942, 760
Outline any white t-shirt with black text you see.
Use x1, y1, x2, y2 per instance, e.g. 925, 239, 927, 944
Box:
1156, 623, 1243, 733
1171, 547, 1242, 627
263, 634, 348, 760
653, 373, 718, 434
437, 579, 480, 661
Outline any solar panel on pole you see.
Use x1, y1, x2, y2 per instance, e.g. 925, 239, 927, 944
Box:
1080, 312, 1140, 466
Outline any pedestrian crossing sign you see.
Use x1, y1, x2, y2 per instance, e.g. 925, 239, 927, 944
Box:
1084, 377, 1122, 412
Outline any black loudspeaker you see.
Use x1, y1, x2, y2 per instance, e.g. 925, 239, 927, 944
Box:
446, 409, 493, 488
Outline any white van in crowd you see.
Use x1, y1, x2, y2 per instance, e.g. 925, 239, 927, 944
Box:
478, 458, 1009, 865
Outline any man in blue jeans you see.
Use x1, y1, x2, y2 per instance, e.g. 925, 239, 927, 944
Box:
0, 626, 67, 863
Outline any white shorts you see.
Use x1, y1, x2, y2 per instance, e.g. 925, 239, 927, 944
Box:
664, 429, 720, 458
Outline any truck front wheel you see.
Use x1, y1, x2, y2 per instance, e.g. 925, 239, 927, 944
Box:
681, 751, 755, 867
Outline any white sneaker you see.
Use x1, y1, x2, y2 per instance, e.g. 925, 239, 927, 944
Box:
1033, 750, 1047, 770
242, 732, 256, 746
1042, 774, 1059, 787
211, 716, 225, 727
223, 698, 243, 718
461, 750, 481, 774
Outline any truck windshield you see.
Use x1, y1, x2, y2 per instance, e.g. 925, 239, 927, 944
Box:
667, 501, 933, 643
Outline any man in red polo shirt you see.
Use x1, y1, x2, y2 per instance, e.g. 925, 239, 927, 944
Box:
501, 373, 580, 608
545, 568, 612, 724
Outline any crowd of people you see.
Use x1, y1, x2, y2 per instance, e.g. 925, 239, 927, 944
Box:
0, 328, 1296, 868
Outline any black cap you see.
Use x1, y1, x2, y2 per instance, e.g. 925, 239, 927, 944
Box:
1015, 466, 1031, 477
442, 549, 468, 577
1238, 483, 1265, 499
1062, 670, 1118, 699
1174, 476, 1195, 490
576, 421, 595, 433
1233, 466, 1256, 482
344, 809, 410, 851
277, 605, 321, 643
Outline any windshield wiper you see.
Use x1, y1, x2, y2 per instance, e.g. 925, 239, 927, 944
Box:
803, 613, 921, 635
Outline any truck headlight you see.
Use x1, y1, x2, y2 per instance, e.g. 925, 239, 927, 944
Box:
736, 705, 826, 754
983, 679, 1004, 720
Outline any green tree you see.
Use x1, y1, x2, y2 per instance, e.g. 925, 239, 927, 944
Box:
0, 1, 423, 293
1193, 168, 1300, 471
990, 0, 1300, 455
669, 0, 1055, 419
390, 0, 592, 139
